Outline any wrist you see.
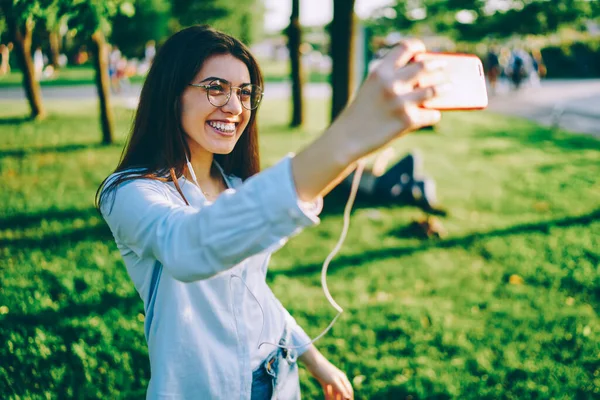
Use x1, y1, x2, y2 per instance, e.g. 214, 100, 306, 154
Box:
325, 107, 365, 166
298, 345, 326, 371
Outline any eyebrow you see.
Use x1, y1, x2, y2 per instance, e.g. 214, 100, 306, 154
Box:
199, 76, 252, 86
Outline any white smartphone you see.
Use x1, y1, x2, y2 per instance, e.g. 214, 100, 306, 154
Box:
412, 52, 489, 110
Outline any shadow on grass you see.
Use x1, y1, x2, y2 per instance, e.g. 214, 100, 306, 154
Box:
0, 207, 100, 230
270, 208, 600, 279
0, 224, 112, 250
475, 117, 600, 152
2, 291, 142, 328
0, 116, 32, 125
0, 142, 120, 157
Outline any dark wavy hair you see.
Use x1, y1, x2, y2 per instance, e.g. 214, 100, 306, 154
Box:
96, 25, 263, 211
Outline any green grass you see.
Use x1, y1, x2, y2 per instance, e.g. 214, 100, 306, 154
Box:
256, 57, 330, 84
0, 59, 329, 88
0, 65, 146, 88
0, 97, 599, 399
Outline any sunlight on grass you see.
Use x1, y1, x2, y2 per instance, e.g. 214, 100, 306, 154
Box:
0, 98, 599, 399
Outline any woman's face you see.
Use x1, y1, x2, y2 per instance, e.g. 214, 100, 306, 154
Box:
181, 54, 252, 157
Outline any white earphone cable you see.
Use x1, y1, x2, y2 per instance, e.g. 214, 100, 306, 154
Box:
186, 156, 366, 351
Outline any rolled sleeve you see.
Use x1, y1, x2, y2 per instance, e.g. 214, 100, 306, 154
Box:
257, 154, 322, 229
290, 323, 312, 356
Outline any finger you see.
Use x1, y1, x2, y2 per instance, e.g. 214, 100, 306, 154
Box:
412, 108, 442, 129
335, 393, 342, 400
391, 99, 441, 132
341, 376, 354, 399
415, 70, 451, 89
325, 384, 334, 400
384, 38, 427, 68
402, 83, 451, 105
395, 58, 448, 86
341, 380, 353, 400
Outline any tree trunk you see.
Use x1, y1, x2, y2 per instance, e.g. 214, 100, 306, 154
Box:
90, 31, 114, 145
287, 0, 304, 127
330, 0, 356, 122
7, 16, 46, 120
49, 30, 61, 69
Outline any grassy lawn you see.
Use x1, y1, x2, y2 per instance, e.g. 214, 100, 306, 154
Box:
0, 97, 598, 399
0, 59, 329, 88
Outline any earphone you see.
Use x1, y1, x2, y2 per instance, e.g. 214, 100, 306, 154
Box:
186, 154, 366, 351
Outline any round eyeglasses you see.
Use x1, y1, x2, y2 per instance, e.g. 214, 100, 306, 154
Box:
189, 79, 263, 111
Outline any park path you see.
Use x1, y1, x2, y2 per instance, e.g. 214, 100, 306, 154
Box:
1, 79, 598, 136
486, 79, 600, 137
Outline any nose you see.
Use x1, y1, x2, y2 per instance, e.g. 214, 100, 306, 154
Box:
221, 89, 244, 115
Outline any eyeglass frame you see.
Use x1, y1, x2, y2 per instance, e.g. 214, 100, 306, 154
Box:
188, 77, 264, 111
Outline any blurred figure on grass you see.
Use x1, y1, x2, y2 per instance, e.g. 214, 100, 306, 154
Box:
341, 147, 445, 216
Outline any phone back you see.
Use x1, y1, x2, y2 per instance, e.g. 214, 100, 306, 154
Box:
414, 52, 488, 110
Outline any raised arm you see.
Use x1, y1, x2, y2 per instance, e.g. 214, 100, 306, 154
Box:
292, 39, 446, 202
102, 157, 320, 282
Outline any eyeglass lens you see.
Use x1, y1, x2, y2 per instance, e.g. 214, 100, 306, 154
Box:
206, 79, 262, 110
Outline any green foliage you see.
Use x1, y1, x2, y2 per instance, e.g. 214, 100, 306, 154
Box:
0, 98, 599, 398
63, 0, 134, 36
109, 0, 170, 58
540, 38, 600, 78
170, 0, 264, 45
369, 0, 599, 41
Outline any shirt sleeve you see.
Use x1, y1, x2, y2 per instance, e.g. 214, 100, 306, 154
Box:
101, 156, 322, 282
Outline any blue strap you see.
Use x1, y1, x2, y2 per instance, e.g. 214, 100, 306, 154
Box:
144, 260, 163, 340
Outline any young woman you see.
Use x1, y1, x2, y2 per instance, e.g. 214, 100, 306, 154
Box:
97, 25, 445, 400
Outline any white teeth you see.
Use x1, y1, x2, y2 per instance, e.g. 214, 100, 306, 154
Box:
208, 121, 235, 133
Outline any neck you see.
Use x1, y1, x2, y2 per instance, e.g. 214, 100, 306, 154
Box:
186, 146, 215, 184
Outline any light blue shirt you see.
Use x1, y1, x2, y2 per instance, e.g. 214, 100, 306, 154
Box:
100, 156, 322, 399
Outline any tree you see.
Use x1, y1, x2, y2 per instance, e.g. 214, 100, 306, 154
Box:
171, 0, 263, 45
329, 0, 356, 122
64, 0, 134, 145
0, 0, 48, 119
287, 0, 303, 127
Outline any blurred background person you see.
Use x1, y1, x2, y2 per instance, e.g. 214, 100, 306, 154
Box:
109, 45, 122, 93
0, 42, 12, 75
485, 46, 501, 95
33, 47, 44, 81
145, 40, 156, 65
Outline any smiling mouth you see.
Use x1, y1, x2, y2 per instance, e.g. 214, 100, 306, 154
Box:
207, 121, 237, 135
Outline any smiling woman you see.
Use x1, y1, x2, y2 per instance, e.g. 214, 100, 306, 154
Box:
95, 24, 449, 400
181, 54, 255, 176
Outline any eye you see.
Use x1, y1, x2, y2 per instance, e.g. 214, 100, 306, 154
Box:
240, 88, 253, 97
209, 84, 226, 94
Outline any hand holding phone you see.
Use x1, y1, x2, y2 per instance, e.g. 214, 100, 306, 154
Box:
412, 52, 488, 110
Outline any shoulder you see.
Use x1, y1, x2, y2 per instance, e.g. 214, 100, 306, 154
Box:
100, 169, 171, 215
104, 169, 168, 192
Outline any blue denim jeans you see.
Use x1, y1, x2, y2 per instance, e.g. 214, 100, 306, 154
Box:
250, 326, 301, 400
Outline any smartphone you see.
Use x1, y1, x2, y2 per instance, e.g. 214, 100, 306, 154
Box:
412, 52, 488, 110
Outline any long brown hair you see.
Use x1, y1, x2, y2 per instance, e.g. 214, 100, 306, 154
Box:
96, 25, 262, 212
